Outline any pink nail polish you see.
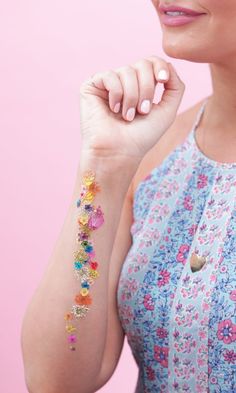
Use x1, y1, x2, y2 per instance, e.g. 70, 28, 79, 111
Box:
126, 107, 135, 121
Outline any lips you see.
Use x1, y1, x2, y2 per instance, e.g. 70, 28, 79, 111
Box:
159, 4, 206, 16
158, 3, 206, 26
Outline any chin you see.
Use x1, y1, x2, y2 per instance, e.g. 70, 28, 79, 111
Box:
162, 37, 212, 63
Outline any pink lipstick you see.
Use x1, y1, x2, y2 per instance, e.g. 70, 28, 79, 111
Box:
159, 4, 206, 27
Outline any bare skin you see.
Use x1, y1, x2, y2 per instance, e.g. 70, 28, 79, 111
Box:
21, 0, 236, 392
21, 57, 185, 393
152, 0, 236, 162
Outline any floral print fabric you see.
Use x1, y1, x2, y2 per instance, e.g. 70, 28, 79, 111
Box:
117, 100, 236, 392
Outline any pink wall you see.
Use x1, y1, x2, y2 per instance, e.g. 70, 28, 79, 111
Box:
0, 1, 212, 392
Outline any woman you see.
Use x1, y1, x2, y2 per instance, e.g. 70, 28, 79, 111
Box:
21, 1, 236, 392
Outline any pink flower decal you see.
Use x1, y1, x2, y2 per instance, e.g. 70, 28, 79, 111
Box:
88, 206, 104, 230
217, 319, 236, 344
143, 294, 154, 311
68, 334, 77, 343
176, 244, 190, 264
154, 345, 169, 368
157, 269, 170, 287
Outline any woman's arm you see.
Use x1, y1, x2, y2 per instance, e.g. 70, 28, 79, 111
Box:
21, 55, 185, 393
21, 153, 137, 393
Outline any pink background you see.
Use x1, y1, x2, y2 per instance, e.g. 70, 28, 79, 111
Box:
0, 1, 212, 392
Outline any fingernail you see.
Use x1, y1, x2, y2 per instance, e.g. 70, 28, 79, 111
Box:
140, 99, 150, 114
158, 69, 168, 81
126, 107, 135, 121
114, 102, 120, 113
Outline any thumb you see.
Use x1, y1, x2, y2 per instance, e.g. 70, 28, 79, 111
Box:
146, 62, 185, 131
160, 62, 185, 111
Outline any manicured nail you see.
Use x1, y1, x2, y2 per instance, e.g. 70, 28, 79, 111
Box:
140, 99, 150, 114
126, 107, 135, 121
158, 69, 168, 81
114, 102, 120, 113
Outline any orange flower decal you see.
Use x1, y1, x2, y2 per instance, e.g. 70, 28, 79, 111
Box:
75, 293, 92, 306
64, 312, 74, 321
88, 182, 101, 194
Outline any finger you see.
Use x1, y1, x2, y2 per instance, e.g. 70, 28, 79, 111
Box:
91, 70, 124, 113
115, 66, 139, 122
132, 59, 156, 115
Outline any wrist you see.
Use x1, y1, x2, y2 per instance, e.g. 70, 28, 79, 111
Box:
78, 149, 141, 187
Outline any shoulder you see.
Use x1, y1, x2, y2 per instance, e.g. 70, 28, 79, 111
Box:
130, 98, 207, 200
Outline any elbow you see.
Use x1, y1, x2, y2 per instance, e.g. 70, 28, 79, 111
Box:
24, 372, 98, 393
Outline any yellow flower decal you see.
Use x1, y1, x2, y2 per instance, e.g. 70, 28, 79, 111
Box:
89, 269, 99, 279
66, 324, 77, 333
74, 248, 88, 262
78, 213, 89, 226
83, 171, 96, 187
80, 288, 89, 296
83, 191, 95, 203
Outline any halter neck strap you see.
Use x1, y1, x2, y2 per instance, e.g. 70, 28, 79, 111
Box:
192, 97, 209, 132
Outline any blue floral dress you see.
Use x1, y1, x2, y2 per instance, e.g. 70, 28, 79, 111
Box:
117, 98, 236, 393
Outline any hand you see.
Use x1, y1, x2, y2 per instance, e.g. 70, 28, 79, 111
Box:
79, 56, 185, 167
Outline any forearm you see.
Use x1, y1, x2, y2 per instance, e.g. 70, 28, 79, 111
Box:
21, 152, 139, 393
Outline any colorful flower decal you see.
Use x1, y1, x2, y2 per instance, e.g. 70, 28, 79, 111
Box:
66, 324, 77, 333
68, 334, 77, 343
71, 304, 90, 319
90, 261, 98, 270
64, 170, 104, 350
75, 293, 92, 306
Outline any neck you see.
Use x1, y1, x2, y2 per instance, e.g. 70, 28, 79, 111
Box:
206, 62, 236, 131
194, 61, 236, 164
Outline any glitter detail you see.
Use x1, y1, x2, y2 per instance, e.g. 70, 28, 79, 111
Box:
64, 312, 74, 321
80, 288, 89, 296
89, 269, 99, 279
74, 249, 89, 263
65, 170, 104, 350
82, 171, 96, 186
78, 213, 89, 226
68, 334, 77, 343
75, 293, 92, 306
66, 324, 77, 333
71, 304, 90, 319
88, 206, 105, 230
